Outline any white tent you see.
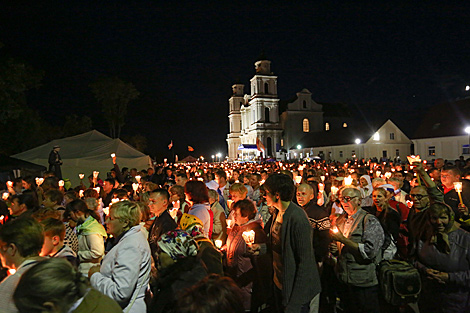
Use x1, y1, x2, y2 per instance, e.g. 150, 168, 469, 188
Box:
12, 130, 153, 186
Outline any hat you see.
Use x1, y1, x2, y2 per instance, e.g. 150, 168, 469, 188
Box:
53, 145, 60, 149
379, 184, 395, 192
157, 229, 198, 261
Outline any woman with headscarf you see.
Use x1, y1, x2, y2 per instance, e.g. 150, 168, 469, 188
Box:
415, 202, 470, 313
180, 213, 223, 275
148, 229, 208, 313
359, 174, 373, 207
88, 200, 151, 313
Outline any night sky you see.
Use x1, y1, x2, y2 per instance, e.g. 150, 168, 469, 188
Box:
2, 2, 470, 160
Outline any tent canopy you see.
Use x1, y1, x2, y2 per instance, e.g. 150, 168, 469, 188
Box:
12, 130, 152, 186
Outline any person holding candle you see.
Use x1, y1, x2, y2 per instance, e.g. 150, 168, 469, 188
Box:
414, 202, 470, 313
440, 165, 470, 231
224, 199, 268, 312
185, 181, 213, 238
329, 186, 384, 313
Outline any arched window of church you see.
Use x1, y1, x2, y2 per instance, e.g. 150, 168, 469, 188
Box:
325, 123, 330, 131
343, 122, 348, 128
265, 108, 270, 122
303, 118, 309, 133
303, 100, 307, 109
264, 82, 269, 94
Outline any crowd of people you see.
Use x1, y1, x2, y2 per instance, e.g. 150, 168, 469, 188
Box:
0, 155, 470, 313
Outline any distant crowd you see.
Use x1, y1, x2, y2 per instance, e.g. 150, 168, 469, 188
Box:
0, 155, 470, 313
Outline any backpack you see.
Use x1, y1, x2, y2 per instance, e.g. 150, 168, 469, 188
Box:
378, 259, 421, 305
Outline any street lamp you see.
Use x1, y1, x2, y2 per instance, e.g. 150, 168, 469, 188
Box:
216, 153, 222, 162
355, 138, 361, 144
211, 155, 215, 162
297, 145, 301, 149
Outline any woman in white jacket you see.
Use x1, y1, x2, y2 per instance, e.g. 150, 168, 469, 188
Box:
89, 200, 151, 313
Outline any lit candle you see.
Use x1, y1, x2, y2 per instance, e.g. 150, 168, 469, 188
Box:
2, 193, 8, 201
385, 172, 392, 179
376, 171, 381, 178
8, 269, 16, 275
454, 182, 464, 205
294, 176, 302, 184
79, 190, 84, 197
344, 176, 353, 186
226, 219, 233, 228
331, 186, 338, 195
58, 180, 64, 187
111, 198, 120, 204
93, 171, 99, 178
135, 175, 141, 183
111, 153, 116, 158
102, 207, 109, 215
242, 230, 255, 245
6, 181, 12, 188
320, 175, 325, 182
226, 199, 233, 208
132, 183, 139, 191
79, 173, 85, 180
37, 178, 44, 186
318, 183, 324, 192
215, 240, 223, 249
331, 226, 339, 233
93, 187, 100, 194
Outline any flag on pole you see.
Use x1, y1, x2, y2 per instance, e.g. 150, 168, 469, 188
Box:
256, 138, 265, 152
188, 146, 194, 152
168, 140, 173, 150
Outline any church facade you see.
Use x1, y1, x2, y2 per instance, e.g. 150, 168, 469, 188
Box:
226, 58, 324, 161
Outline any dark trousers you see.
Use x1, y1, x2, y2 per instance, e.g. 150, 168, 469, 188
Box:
272, 286, 310, 313
338, 283, 380, 313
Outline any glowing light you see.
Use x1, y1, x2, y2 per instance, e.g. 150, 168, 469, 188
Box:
454, 182, 463, 193
79, 173, 85, 179
111, 153, 116, 158
226, 219, 233, 228
318, 183, 324, 191
1, 192, 6, 200
132, 183, 139, 191
58, 180, 64, 187
135, 176, 141, 183
6, 181, 12, 188
93, 171, 99, 178
215, 240, 223, 249
373, 133, 380, 141
8, 269, 16, 275
465, 126, 470, 134
355, 138, 361, 144
344, 176, 353, 186
242, 230, 255, 245
79, 190, 84, 197
320, 175, 325, 182
331, 186, 338, 195
297, 145, 302, 149
332, 226, 339, 233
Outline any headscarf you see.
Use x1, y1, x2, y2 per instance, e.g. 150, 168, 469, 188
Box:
427, 203, 458, 254
157, 229, 198, 261
360, 175, 373, 197
179, 213, 207, 241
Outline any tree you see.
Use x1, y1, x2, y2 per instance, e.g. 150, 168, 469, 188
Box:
123, 134, 148, 153
89, 76, 139, 138
62, 114, 93, 137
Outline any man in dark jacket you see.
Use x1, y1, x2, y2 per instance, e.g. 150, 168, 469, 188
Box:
48, 145, 62, 179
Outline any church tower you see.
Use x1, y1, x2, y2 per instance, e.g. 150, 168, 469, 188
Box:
239, 57, 283, 158
226, 84, 244, 160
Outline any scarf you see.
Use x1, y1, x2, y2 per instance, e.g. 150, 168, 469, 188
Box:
76, 216, 107, 238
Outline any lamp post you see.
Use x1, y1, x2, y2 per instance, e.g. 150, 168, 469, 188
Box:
216, 153, 222, 163
211, 155, 215, 162
297, 145, 301, 160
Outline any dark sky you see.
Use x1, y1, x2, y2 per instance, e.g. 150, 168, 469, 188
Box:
2, 2, 470, 160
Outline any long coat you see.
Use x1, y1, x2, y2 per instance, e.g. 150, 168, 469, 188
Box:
90, 225, 151, 313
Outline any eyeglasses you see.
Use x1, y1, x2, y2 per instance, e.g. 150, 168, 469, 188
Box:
338, 196, 357, 203
410, 194, 428, 200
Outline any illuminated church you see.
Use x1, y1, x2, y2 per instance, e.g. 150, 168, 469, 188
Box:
226, 57, 324, 161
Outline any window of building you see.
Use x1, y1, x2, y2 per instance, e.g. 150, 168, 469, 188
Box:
281, 139, 284, 146
265, 108, 270, 122
325, 123, 330, 131
303, 118, 309, 132
428, 146, 436, 156
463, 145, 470, 155
240, 120, 242, 130
339, 151, 343, 158
343, 123, 348, 128
396, 149, 400, 156
383, 150, 388, 158
303, 100, 307, 109
390, 133, 395, 140
264, 82, 269, 94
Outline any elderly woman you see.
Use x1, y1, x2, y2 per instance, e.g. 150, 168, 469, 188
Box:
415, 203, 470, 313
148, 229, 207, 313
67, 199, 107, 276
89, 200, 151, 313
13, 258, 122, 313
224, 199, 268, 311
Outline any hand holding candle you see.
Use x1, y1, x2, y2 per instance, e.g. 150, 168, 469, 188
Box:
79, 173, 85, 180
454, 182, 464, 205
135, 175, 141, 183
132, 183, 139, 192
93, 171, 99, 179
242, 230, 255, 246
59, 180, 64, 187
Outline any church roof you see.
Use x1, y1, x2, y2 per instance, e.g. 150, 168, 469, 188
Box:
292, 119, 387, 150
413, 97, 470, 139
